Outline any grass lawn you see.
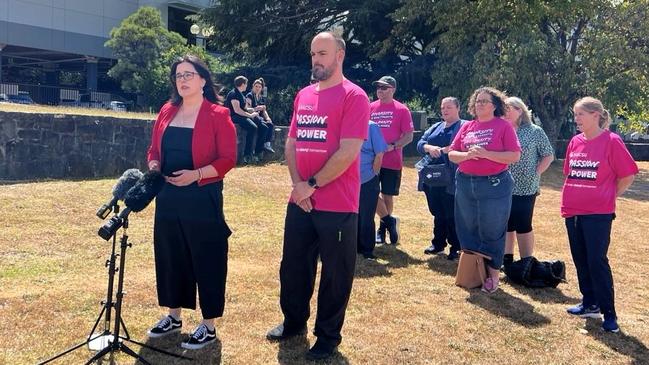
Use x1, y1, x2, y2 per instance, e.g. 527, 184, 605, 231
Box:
1, 160, 648, 365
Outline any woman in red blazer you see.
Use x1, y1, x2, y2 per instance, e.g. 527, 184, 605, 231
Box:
145, 54, 237, 350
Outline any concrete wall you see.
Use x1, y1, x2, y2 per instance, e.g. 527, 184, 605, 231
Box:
1, 110, 647, 181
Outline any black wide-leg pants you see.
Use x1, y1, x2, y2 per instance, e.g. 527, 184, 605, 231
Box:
153, 181, 231, 319
279, 203, 358, 347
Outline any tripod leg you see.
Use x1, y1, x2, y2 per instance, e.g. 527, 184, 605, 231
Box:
123, 337, 193, 360
119, 315, 130, 340
36, 341, 89, 365
119, 343, 154, 365
84, 344, 112, 365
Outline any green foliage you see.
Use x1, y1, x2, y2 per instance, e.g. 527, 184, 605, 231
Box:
105, 7, 229, 110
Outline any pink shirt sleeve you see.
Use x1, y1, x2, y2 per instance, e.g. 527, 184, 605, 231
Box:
609, 136, 639, 178
340, 90, 370, 140
450, 123, 468, 151
401, 107, 414, 133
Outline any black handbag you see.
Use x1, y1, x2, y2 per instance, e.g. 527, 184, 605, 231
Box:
419, 163, 451, 187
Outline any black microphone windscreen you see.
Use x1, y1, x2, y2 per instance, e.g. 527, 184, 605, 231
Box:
112, 169, 144, 200
123, 170, 166, 212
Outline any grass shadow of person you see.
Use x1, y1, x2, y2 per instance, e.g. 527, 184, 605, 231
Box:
466, 289, 552, 328
585, 318, 649, 365
137, 331, 221, 364
277, 335, 350, 365
503, 278, 580, 304
426, 254, 458, 277
355, 244, 426, 279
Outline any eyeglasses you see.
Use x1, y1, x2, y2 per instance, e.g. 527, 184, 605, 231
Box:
475, 99, 493, 105
376, 86, 393, 91
172, 71, 199, 82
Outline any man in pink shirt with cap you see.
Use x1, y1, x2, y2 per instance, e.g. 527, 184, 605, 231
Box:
371, 76, 414, 245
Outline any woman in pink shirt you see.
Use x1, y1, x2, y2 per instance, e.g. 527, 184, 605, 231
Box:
449, 87, 521, 293
562, 97, 638, 333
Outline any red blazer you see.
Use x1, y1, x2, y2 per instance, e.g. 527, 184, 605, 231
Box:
147, 99, 237, 186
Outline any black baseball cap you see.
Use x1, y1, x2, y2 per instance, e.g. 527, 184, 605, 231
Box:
372, 76, 396, 88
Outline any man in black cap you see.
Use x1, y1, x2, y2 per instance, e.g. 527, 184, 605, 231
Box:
370, 76, 414, 245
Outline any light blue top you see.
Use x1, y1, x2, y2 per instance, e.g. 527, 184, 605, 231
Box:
360, 121, 388, 184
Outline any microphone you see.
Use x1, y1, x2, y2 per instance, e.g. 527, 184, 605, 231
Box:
98, 170, 166, 240
96, 169, 143, 219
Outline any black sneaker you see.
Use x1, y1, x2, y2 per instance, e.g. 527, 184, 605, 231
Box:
263, 143, 276, 154
376, 221, 386, 243
424, 245, 444, 255
147, 315, 182, 338
266, 323, 307, 341
306, 339, 337, 361
447, 251, 459, 261
181, 324, 217, 350
387, 216, 400, 245
363, 253, 378, 260
602, 314, 620, 333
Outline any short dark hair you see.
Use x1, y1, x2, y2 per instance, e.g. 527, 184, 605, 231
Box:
234, 76, 248, 87
467, 87, 508, 117
169, 54, 222, 106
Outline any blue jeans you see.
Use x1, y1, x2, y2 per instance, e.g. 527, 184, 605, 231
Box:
565, 214, 616, 317
454, 170, 513, 269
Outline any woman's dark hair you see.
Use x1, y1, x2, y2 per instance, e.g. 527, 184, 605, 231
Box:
169, 54, 223, 106
467, 86, 508, 117
234, 75, 248, 87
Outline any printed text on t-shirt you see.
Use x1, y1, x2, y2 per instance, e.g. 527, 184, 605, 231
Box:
463, 129, 494, 148
296, 112, 328, 142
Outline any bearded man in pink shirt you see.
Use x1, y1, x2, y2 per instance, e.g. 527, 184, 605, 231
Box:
371, 76, 414, 245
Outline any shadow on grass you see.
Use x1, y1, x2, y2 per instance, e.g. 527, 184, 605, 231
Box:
466, 289, 552, 328
585, 318, 649, 365
354, 245, 425, 279
426, 254, 459, 277
277, 335, 350, 365
503, 279, 580, 304
137, 331, 220, 364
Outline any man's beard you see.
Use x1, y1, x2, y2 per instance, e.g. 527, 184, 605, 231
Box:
311, 62, 336, 81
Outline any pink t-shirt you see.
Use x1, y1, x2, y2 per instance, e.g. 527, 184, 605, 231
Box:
288, 79, 370, 213
561, 130, 638, 217
450, 117, 521, 176
370, 100, 414, 170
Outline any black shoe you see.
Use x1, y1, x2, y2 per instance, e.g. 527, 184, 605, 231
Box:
306, 340, 337, 361
424, 245, 444, 255
387, 216, 400, 245
363, 253, 378, 260
376, 221, 387, 243
447, 251, 459, 261
147, 315, 182, 338
266, 323, 307, 341
181, 323, 217, 350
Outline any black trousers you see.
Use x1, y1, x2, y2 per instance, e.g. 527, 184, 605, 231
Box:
153, 182, 230, 319
358, 176, 380, 255
233, 116, 271, 156
423, 185, 460, 252
566, 214, 616, 317
279, 203, 358, 347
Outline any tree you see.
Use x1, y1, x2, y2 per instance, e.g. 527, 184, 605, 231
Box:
106, 7, 230, 109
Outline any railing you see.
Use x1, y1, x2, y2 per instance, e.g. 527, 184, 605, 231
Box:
0, 83, 135, 108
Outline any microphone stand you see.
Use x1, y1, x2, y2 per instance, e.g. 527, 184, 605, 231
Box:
37, 203, 192, 364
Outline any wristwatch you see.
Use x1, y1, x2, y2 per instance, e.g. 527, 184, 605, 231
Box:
307, 176, 320, 189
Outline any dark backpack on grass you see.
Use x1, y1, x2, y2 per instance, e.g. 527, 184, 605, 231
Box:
503, 256, 566, 288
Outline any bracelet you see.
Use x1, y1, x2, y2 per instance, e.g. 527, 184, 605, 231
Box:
197, 168, 203, 182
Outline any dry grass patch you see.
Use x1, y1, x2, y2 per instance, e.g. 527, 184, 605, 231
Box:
0, 103, 155, 120
1, 161, 648, 365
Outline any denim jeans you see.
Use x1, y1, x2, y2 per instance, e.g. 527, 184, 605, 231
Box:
454, 170, 513, 269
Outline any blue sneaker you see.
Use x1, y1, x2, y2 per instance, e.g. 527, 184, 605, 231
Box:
567, 303, 601, 318
602, 315, 620, 333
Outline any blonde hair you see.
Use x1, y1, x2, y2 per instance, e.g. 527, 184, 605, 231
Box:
505, 97, 532, 125
574, 96, 610, 128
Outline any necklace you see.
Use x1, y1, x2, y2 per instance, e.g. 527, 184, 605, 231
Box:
178, 104, 200, 126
